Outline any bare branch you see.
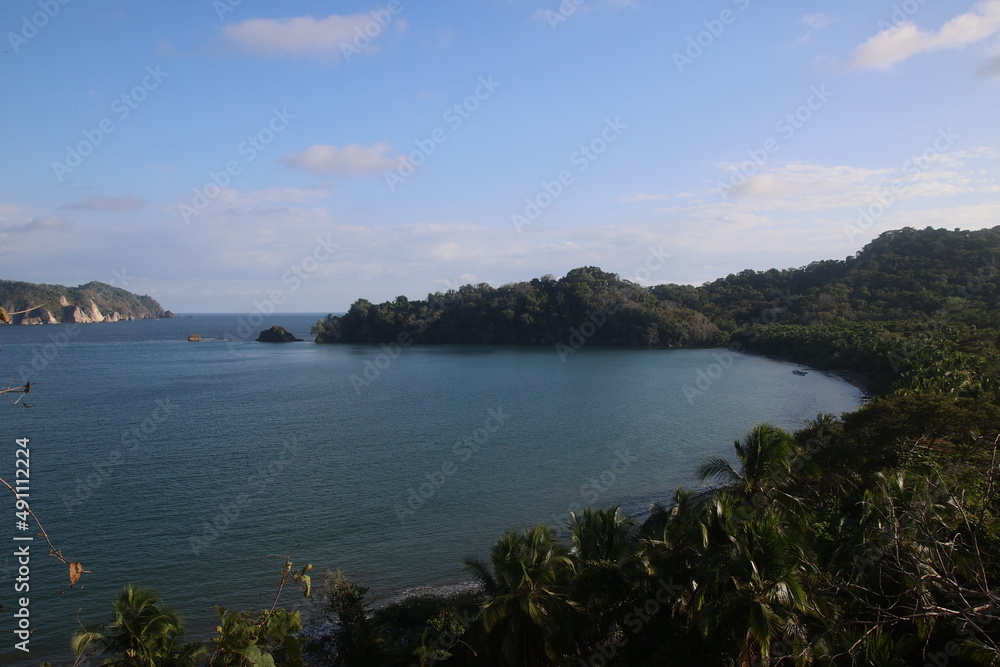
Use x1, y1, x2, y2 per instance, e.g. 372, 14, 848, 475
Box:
1, 476, 89, 590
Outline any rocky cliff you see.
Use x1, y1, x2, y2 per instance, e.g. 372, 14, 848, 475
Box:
0, 280, 172, 325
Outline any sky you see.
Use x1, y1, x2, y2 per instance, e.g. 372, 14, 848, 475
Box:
1, 0, 999, 313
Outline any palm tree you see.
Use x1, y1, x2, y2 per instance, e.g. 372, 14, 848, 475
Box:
689, 505, 821, 667
569, 506, 641, 564
73, 585, 203, 666
569, 507, 651, 647
646, 487, 719, 620
697, 424, 799, 499
697, 423, 817, 531
677, 425, 829, 664
463, 524, 580, 666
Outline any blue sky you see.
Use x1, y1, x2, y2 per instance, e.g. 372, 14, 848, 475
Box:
1, 0, 999, 313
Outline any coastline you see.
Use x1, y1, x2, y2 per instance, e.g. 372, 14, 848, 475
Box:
825, 368, 876, 403
738, 348, 877, 404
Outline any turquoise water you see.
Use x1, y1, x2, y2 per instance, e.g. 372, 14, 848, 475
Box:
0, 314, 862, 664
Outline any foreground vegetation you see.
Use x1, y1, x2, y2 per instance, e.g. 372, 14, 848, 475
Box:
9, 226, 1000, 665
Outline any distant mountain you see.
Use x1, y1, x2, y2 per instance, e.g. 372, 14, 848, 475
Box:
0, 280, 172, 325
313, 226, 1000, 347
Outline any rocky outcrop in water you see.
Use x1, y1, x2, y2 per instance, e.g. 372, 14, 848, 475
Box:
256, 326, 303, 342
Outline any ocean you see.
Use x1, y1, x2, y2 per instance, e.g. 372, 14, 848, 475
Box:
0, 314, 863, 664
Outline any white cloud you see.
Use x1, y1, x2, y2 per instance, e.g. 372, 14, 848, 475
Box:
621, 192, 670, 203
222, 11, 406, 61
530, 0, 636, 24
281, 143, 400, 175
163, 187, 330, 225
802, 13, 829, 30
631, 148, 1000, 280
9, 215, 76, 233
792, 12, 831, 47
227, 187, 329, 206
0, 203, 27, 221
724, 163, 893, 210
849, 0, 1000, 70
421, 29, 455, 52
62, 196, 144, 212
719, 148, 999, 212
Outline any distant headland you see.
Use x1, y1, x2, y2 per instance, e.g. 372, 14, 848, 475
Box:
0, 279, 172, 325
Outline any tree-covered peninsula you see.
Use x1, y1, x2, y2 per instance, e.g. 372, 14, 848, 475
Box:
314, 266, 724, 347
313, 226, 1000, 354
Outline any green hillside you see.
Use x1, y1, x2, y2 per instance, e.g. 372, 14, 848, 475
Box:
314, 226, 1000, 348
0, 279, 171, 323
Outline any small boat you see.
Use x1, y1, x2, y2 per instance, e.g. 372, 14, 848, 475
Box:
792, 369, 808, 376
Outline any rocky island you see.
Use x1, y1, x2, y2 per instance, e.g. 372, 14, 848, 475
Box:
256, 325, 303, 342
0, 279, 172, 325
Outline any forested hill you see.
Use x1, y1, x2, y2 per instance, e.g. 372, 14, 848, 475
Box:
315, 266, 725, 347
658, 225, 1000, 330
314, 226, 1000, 346
0, 280, 171, 324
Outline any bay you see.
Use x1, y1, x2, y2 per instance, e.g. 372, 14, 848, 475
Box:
0, 314, 862, 664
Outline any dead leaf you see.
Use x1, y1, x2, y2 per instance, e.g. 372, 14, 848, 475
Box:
68, 562, 84, 588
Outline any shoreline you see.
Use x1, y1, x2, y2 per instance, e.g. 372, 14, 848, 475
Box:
739, 348, 878, 404
825, 368, 876, 403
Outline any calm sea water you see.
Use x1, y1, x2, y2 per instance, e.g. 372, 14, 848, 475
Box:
0, 314, 862, 664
